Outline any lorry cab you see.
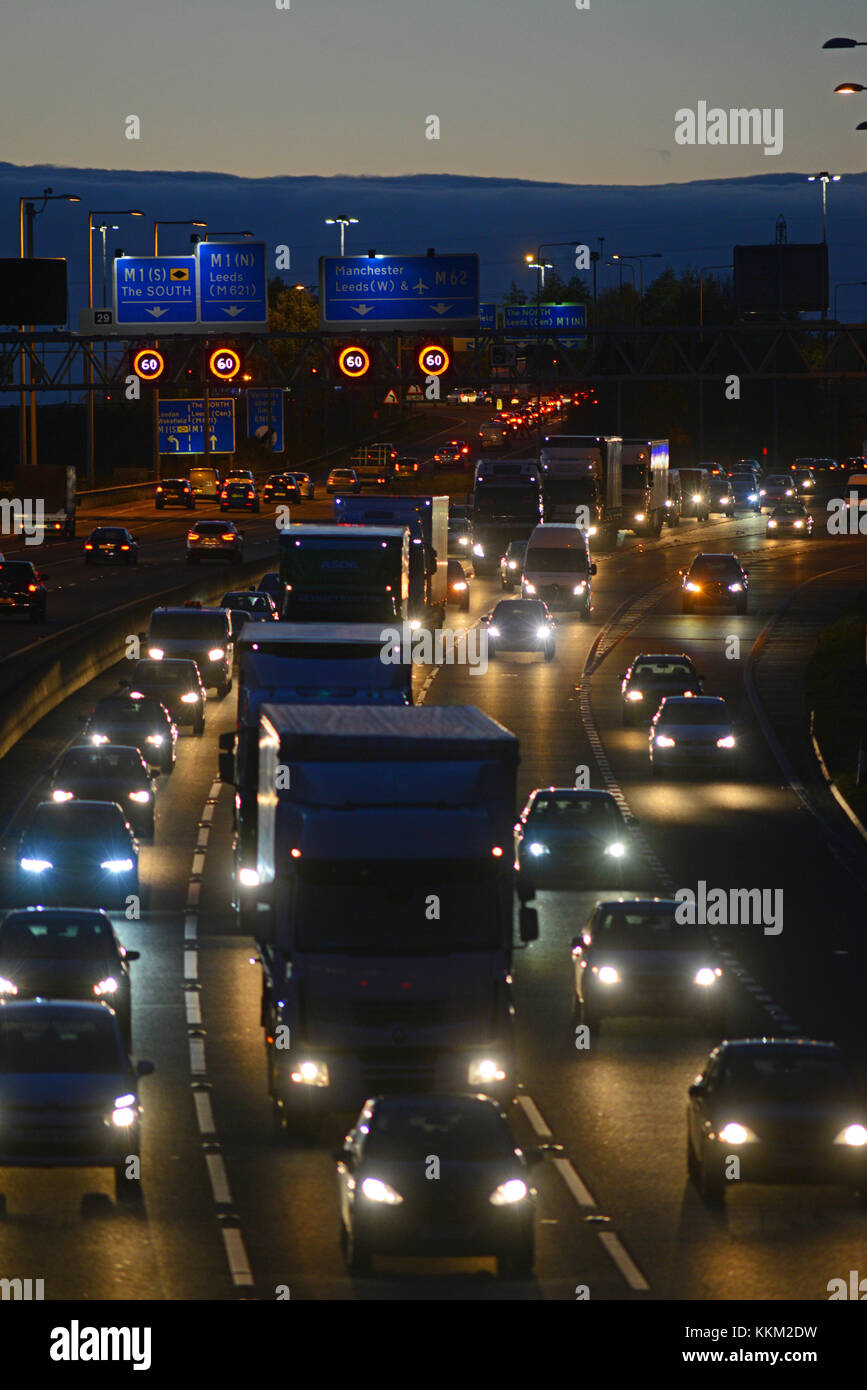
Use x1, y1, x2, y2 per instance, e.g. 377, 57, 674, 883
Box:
521, 522, 596, 618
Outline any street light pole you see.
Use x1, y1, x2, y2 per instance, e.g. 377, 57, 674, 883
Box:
325, 215, 359, 255
151, 220, 207, 478
85, 208, 144, 486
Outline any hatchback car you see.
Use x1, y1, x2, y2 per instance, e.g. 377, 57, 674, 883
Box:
335, 1093, 540, 1278
500, 539, 528, 591
620, 653, 704, 726
482, 599, 555, 661
220, 591, 278, 623
326, 468, 360, 495
0, 908, 139, 1047
448, 515, 473, 561
220, 480, 260, 512
83, 694, 177, 773
708, 479, 735, 517
292, 470, 315, 500
154, 478, 194, 510
17, 801, 140, 910
49, 745, 157, 838
0, 561, 47, 622
394, 455, 420, 475
514, 788, 630, 887
126, 657, 206, 734
790, 464, 817, 496
257, 573, 282, 606
434, 441, 473, 470
446, 558, 470, 611
677, 468, 711, 521
758, 474, 796, 510
681, 553, 749, 613
83, 527, 139, 565
262, 473, 300, 503
729, 474, 761, 512
687, 1039, 867, 1206
766, 501, 814, 538
572, 898, 727, 1034
649, 695, 738, 777
0, 999, 153, 1204
186, 518, 245, 565
146, 606, 233, 697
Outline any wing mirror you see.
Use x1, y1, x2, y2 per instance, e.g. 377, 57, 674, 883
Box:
124, 950, 141, 962
136, 1060, 155, 1077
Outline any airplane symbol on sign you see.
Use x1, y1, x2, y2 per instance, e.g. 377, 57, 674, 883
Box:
412, 277, 429, 294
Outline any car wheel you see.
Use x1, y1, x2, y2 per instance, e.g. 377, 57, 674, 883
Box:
462, 598, 470, 613
143, 815, 155, 840
671, 513, 680, 527
344, 1225, 372, 1275
155, 502, 164, 511
651, 759, 663, 778
161, 754, 173, 775
697, 1150, 726, 1206
217, 680, 230, 699
115, 1160, 143, 1205
497, 1242, 534, 1279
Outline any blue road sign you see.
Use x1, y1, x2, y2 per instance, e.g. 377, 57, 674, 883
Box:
479, 303, 497, 331
503, 302, 586, 347
246, 388, 284, 453
198, 241, 268, 327
158, 398, 236, 454
320, 254, 480, 331
114, 256, 198, 328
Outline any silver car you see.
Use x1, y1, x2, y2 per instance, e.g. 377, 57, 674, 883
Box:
649, 696, 739, 777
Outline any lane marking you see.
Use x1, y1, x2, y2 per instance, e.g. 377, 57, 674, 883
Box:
205, 1151, 233, 1205
517, 1094, 553, 1138
597, 1231, 651, 1292
185, 990, 202, 1024
189, 1037, 206, 1075
552, 1156, 597, 1209
193, 1090, 216, 1135
191, 852, 206, 876
221, 1228, 255, 1288
184, 950, 198, 980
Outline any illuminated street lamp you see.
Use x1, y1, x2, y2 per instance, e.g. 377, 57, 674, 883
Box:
325, 215, 358, 254
806, 172, 841, 243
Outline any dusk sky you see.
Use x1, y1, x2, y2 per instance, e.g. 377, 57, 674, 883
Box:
3, 0, 865, 183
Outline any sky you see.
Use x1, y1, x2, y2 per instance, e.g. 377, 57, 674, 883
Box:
2, 0, 866, 183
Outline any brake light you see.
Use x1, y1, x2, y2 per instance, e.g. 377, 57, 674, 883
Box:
120, 544, 130, 550
221, 534, 236, 542
28, 583, 37, 592
84, 543, 93, 550
155, 485, 163, 493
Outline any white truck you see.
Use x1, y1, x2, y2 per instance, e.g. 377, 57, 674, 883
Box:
620, 439, 670, 537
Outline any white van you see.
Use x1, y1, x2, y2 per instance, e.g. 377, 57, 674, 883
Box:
521, 522, 596, 618
189, 466, 220, 499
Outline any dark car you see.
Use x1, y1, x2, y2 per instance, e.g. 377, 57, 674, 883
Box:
499, 539, 528, 591
677, 468, 711, 522
514, 787, 630, 887
482, 599, 555, 661
766, 500, 814, 538
220, 591, 279, 624
0, 561, 46, 622
790, 464, 817, 497
146, 606, 233, 698
0, 999, 153, 1204
729, 473, 761, 512
446, 559, 470, 611
49, 745, 157, 838
326, 468, 360, 495
262, 474, 301, 503
17, 801, 140, 911
186, 518, 245, 564
127, 657, 206, 734
572, 899, 727, 1033
708, 478, 735, 517
649, 695, 739, 777
84, 527, 139, 565
335, 1093, 541, 1277
83, 694, 177, 773
0, 908, 139, 1047
620, 652, 704, 725
687, 1039, 867, 1207
394, 455, 420, 475
448, 515, 473, 562
681, 553, 749, 614
220, 481, 260, 512
758, 474, 796, 510
154, 478, 194, 510
257, 573, 282, 607
433, 440, 473, 470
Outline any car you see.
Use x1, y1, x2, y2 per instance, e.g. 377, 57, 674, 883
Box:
17, 800, 141, 910
49, 744, 158, 838
447, 515, 472, 560
664, 469, 682, 527
292, 470, 315, 500
499, 539, 528, 591
126, 657, 207, 734
0, 908, 139, 1047
446, 558, 470, 611
686, 1039, 867, 1207
394, 455, 420, 475
186, 519, 245, 564
154, 478, 194, 510
698, 461, 726, 484
681, 553, 749, 613
458, 387, 478, 404
619, 653, 704, 726
326, 467, 361, 495
729, 474, 761, 512
790, 464, 817, 496
766, 501, 814, 538
677, 468, 711, 521
708, 478, 735, 517
146, 606, 233, 698
433, 441, 473, 470
482, 599, 556, 661
734, 457, 761, 473
572, 898, 728, 1033
262, 473, 300, 503
649, 695, 739, 777
0, 999, 153, 1204
220, 480, 260, 512
219, 591, 279, 624
0, 561, 46, 622
514, 787, 630, 887
757, 474, 796, 510
83, 694, 178, 773
223, 469, 255, 483
334, 1093, 540, 1277
83, 527, 139, 564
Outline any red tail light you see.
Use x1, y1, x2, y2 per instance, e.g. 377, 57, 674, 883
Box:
84, 543, 93, 550
221, 534, 235, 542
120, 544, 130, 550
28, 583, 37, 592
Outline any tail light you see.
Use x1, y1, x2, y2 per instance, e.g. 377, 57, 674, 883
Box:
84, 543, 93, 550
221, 533, 236, 542
120, 544, 130, 550
28, 583, 38, 592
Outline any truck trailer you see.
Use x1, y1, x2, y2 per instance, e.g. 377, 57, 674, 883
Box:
333, 493, 448, 628
620, 439, 670, 537
277, 524, 410, 624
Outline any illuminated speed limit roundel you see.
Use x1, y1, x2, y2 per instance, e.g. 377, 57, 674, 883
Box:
338, 345, 371, 378
418, 344, 450, 376
208, 347, 242, 381
132, 348, 165, 381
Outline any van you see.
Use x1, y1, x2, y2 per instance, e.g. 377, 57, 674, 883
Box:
521, 522, 596, 619
664, 469, 682, 527
146, 606, 234, 698
189, 467, 220, 500
678, 468, 711, 521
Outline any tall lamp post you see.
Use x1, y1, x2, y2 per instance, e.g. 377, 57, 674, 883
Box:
85, 208, 145, 486
151, 220, 207, 478
325, 215, 358, 255
17, 189, 80, 469
806, 172, 841, 244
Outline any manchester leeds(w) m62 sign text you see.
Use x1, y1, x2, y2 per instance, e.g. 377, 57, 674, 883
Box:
319, 254, 480, 332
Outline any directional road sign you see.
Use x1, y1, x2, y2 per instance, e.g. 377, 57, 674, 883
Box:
246, 388, 284, 452
319, 254, 480, 332
198, 242, 268, 328
114, 256, 198, 330
503, 302, 586, 347
158, 398, 236, 454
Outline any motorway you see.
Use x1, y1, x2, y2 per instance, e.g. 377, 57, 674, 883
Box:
1, 426, 866, 1300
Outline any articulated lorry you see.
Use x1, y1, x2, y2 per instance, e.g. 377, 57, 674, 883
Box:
278, 523, 410, 623
470, 459, 543, 576
333, 493, 448, 628
218, 623, 412, 931
620, 439, 670, 537
9, 464, 76, 540
251, 704, 537, 1129
538, 436, 623, 549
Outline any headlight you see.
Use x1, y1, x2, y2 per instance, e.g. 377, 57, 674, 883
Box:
685, 581, 701, 592
767, 520, 777, 529
488, 626, 500, 637
793, 520, 804, 529
181, 691, 200, 703
507, 560, 517, 570
52, 789, 74, 802
208, 648, 225, 661
148, 647, 164, 660
634, 512, 645, 522
691, 494, 701, 502
90, 734, 109, 745
94, 976, 119, 996
785, 489, 793, 497
748, 493, 758, 501
597, 966, 620, 985
473, 543, 485, 557
20, 857, 52, 872
717, 1122, 757, 1145
290, 1059, 329, 1086
528, 842, 548, 857
524, 582, 537, 595
719, 497, 730, 505
716, 735, 736, 748
128, 790, 150, 803
759, 489, 766, 496
0, 976, 18, 996
728, 582, 743, 592
573, 582, 586, 594
489, 1179, 529, 1206
112, 1096, 137, 1127
834, 1125, 867, 1147
605, 842, 625, 858
587, 525, 598, 536
694, 967, 721, 987
468, 1057, 506, 1085
626, 690, 644, 702
803, 479, 813, 488
239, 867, 260, 887
101, 858, 134, 873
145, 734, 163, 746
452, 581, 467, 591
459, 536, 468, 546
409, 620, 422, 632
655, 734, 675, 748
360, 1177, 404, 1205
536, 626, 550, 640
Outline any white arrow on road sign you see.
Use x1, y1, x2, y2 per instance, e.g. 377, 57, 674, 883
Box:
146, 306, 171, 318
430, 302, 454, 314
210, 435, 218, 448
168, 435, 179, 450
352, 305, 374, 316
222, 306, 245, 317
413, 277, 429, 293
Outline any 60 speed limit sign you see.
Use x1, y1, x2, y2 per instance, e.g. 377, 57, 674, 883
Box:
338, 346, 371, 377
417, 344, 450, 376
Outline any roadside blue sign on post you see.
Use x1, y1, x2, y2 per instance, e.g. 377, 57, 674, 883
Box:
198, 242, 268, 328
503, 303, 587, 347
158, 398, 236, 454
479, 303, 497, 331
319, 254, 480, 331
246, 388, 284, 452
114, 256, 198, 329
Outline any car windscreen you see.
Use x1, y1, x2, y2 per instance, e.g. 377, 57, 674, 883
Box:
690, 560, 740, 577
0, 915, 116, 958
132, 661, 193, 683
92, 529, 126, 541
493, 602, 545, 621
660, 703, 727, 725
719, 1054, 853, 1102
0, 1015, 121, 1072
93, 699, 163, 723
0, 563, 36, 582
530, 796, 621, 828
525, 549, 587, 573
148, 612, 227, 641
631, 661, 695, 679
222, 594, 270, 612
192, 522, 229, 535
593, 908, 708, 950
57, 749, 143, 776
772, 504, 806, 516
365, 1106, 511, 1160
28, 805, 128, 841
